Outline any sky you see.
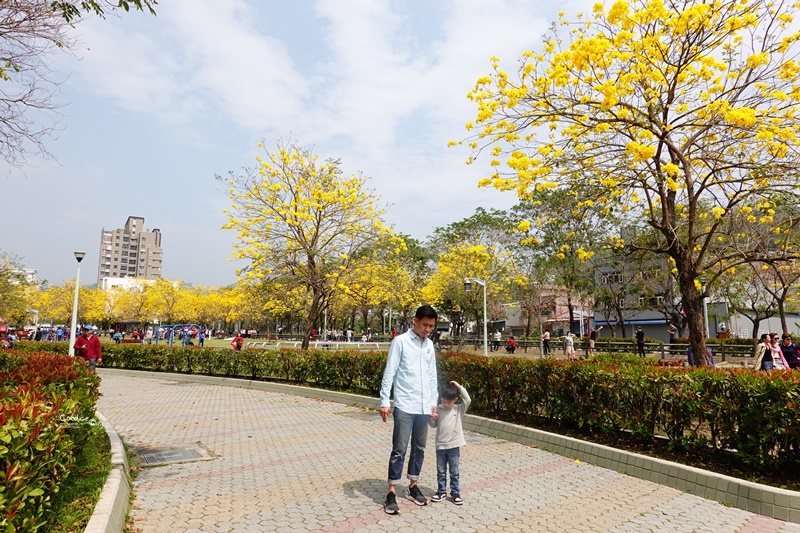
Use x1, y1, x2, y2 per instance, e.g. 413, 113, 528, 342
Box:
2, 0, 591, 287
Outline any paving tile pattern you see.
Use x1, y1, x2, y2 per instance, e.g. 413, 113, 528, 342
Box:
97, 373, 800, 532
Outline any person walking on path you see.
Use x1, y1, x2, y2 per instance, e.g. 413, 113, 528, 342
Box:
635, 327, 646, 358
780, 333, 800, 369
429, 381, 471, 505
379, 304, 439, 514
231, 333, 244, 351
73, 325, 102, 372
542, 330, 550, 356
753, 334, 772, 370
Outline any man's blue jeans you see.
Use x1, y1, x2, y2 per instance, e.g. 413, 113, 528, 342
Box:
388, 407, 429, 485
436, 447, 460, 495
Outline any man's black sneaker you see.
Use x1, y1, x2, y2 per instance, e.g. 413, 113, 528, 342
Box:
408, 484, 428, 506
430, 492, 447, 502
451, 493, 463, 505
384, 492, 399, 515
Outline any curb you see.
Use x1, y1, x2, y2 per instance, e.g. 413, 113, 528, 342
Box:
94, 368, 800, 525
84, 411, 131, 533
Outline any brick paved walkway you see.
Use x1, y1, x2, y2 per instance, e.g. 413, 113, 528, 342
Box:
97, 372, 800, 532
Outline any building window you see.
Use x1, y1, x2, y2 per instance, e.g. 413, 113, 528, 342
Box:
638, 296, 665, 308
602, 272, 623, 284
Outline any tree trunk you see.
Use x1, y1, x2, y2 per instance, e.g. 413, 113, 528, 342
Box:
525, 309, 532, 338
778, 299, 788, 334
677, 272, 708, 366
567, 294, 575, 334
751, 320, 760, 340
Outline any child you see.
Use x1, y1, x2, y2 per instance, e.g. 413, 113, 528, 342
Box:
428, 381, 471, 505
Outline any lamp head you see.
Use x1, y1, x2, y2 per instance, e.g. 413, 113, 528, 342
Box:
74, 251, 86, 263
464, 279, 472, 292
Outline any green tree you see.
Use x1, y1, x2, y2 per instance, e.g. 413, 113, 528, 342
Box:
0, 251, 33, 325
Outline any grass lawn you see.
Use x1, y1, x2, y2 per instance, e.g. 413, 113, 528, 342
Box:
45, 423, 111, 532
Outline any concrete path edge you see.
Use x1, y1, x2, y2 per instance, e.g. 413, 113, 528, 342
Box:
84, 411, 131, 533
91, 368, 800, 527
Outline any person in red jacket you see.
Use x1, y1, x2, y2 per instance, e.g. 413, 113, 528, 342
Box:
74, 325, 102, 372
231, 334, 244, 351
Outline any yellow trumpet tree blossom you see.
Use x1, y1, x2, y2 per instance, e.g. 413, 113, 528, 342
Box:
464, 0, 800, 364
422, 242, 511, 336
219, 140, 397, 349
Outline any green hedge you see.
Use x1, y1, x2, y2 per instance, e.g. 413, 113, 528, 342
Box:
16, 342, 800, 472
0, 352, 100, 532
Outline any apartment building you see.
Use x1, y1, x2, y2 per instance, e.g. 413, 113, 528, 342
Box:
96, 216, 163, 285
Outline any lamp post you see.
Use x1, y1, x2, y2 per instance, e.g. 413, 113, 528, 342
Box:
535, 282, 544, 358
702, 284, 711, 339
68, 251, 86, 356
464, 278, 488, 357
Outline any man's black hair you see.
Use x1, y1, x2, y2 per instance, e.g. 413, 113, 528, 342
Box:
441, 382, 458, 401
415, 304, 438, 320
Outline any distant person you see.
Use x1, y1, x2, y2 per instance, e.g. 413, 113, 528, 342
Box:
34, 327, 42, 341
492, 329, 501, 352
379, 305, 439, 515
428, 381, 471, 505
231, 333, 244, 351
505, 336, 517, 354
635, 327, 645, 357
73, 325, 102, 372
588, 325, 603, 357
753, 334, 772, 371
113, 331, 122, 344
564, 332, 576, 361
768, 333, 788, 369
667, 323, 678, 342
198, 330, 205, 347
542, 330, 550, 356
686, 338, 716, 367
780, 333, 800, 369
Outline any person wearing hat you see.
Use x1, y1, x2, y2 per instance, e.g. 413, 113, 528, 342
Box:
74, 325, 102, 372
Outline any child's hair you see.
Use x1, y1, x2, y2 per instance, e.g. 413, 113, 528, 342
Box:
441, 383, 459, 401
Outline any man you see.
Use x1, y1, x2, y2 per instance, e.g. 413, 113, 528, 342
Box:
635, 326, 646, 358
588, 325, 603, 357
74, 325, 102, 372
379, 304, 439, 515
492, 329, 502, 352
564, 331, 576, 360
542, 330, 551, 356
667, 323, 678, 343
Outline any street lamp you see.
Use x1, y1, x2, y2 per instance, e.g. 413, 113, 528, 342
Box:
464, 278, 488, 357
68, 251, 86, 356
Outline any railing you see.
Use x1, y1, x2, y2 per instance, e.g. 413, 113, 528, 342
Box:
244, 340, 390, 351
245, 336, 757, 363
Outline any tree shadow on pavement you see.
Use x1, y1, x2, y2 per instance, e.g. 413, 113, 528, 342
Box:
343, 478, 437, 506
342, 478, 386, 505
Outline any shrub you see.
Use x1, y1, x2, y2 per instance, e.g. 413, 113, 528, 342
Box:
0, 353, 99, 532
19, 343, 800, 471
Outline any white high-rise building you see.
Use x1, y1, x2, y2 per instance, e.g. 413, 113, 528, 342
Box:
96, 216, 163, 285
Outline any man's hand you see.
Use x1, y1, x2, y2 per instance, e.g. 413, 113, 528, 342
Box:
450, 380, 461, 388
430, 406, 438, 421
379, 406, 391, 423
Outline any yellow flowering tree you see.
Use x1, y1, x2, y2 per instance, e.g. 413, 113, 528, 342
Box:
462, 0, 800, 364
220, 141, 396, 349
0, 251, 35, 325
422, 242, 511, 337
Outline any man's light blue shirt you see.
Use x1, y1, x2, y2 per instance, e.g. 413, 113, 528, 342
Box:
380, 329, 438, 415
